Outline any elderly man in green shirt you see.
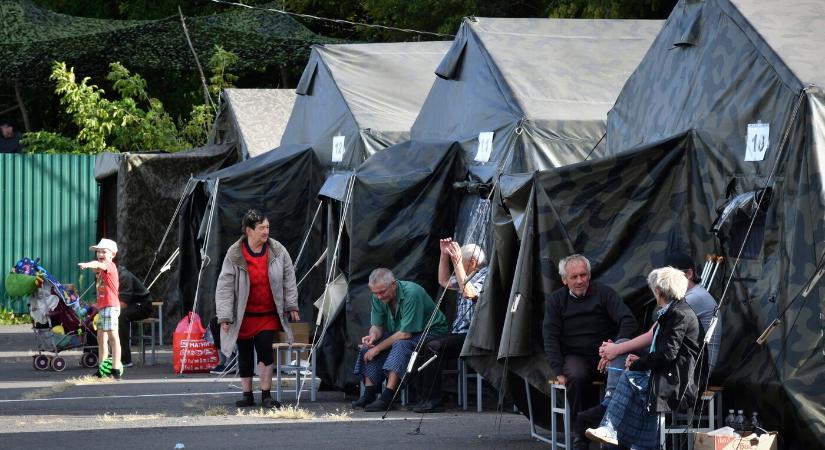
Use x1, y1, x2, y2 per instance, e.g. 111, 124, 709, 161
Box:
352, 268, 449, 412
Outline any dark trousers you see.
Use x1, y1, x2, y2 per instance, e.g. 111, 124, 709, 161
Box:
237, 330, 275, 378
418, 333, 466, 403
118, 304, 152, 365
563, 354, 602, 428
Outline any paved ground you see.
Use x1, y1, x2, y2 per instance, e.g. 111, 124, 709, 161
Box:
0, 324, 544, 449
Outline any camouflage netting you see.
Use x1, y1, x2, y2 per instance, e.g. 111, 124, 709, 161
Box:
0, 0, 339, 85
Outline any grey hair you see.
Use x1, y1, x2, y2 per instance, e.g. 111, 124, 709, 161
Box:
461, 244, 487, 267
647, 267, 688, 301
368, 268, 396, 288
558, 254, 591, 278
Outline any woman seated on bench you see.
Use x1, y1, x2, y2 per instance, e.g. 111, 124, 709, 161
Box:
585, 266, 703, 450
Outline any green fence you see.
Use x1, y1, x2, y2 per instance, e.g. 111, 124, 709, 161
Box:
1, 154, 98, 313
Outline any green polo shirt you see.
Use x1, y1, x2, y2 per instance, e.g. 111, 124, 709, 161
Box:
370, 280, 448, 336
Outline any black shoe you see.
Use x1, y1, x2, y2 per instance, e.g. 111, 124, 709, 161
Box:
572, 435, 589, 450
364, 397, 392, 412
235, 396, 256, 407
111, 368, 123, 380
351, 395, 375, 408
261, 397, 282, 409
412, 400, 444, 413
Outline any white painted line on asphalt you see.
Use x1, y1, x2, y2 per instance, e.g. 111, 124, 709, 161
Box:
0, 390, 239, 403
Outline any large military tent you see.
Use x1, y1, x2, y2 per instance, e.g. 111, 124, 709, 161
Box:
320, 140, 467, 388
94, 145, 239, 326
176, 144, 325, 324
280, 41, 450, 169
411, 17, 663, 181
208, 89, 296, 159
468, 1, 825, 447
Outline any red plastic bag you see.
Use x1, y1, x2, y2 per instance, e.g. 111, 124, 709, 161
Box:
173, 312, 219, 373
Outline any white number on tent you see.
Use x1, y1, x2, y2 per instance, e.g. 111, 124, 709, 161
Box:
475, 131, 494, 162
745, 123, 769, 162
332, 136, 346, 163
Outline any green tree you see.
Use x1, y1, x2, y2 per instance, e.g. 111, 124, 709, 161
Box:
22, 45, 240, 154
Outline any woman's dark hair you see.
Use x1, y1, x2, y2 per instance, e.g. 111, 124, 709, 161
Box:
242, 209, 268, 232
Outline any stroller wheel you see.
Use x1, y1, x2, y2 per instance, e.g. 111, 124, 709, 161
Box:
82, 352, 99, 368
51, 356, 66, 372
33, 355, 50, 371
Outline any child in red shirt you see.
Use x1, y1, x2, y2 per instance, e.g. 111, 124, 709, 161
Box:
79, 238, 122, 379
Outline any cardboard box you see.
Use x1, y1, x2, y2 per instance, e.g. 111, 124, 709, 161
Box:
694, 431, 778, 450
277, 322, 310, 344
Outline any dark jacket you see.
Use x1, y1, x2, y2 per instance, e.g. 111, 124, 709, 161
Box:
117, 266, 152, 313
543, 282, 637, 376
629, 299, 703, 412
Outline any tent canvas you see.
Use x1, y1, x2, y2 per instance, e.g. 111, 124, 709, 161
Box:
411, 17, 663, 181
467, 0, 825, 446
94, 144, 240, 331
209, 89, 297, 159
176, 144, 326, 326
605, 1, 825, 446
281, 41, 450, 169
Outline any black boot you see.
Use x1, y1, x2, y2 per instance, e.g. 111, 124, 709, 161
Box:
260, 390, 281, 408
365, 387, 395, 412
235, 391, 255, 407
352, 385, 377, 408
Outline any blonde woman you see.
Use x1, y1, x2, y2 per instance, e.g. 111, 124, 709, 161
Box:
586, 266, 703, 450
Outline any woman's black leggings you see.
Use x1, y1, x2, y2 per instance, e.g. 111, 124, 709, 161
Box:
236, 330, 275, 378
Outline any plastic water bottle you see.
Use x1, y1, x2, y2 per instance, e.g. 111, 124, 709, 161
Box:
734, 410, 746, 434
751, 412, 763, 436
724, 409, 736, 429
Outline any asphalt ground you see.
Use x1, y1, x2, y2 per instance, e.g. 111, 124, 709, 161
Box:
0, 324, 544, 449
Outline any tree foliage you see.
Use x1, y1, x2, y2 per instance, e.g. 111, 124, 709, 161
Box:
22, 46, 239, 154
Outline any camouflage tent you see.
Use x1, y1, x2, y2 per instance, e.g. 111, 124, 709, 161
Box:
176, 144, 325, 328
208, 89, 297, 159
409, 17, 662, 280
0, 0, 335, 86
469, 1, 825, 446
328, 139, 467, 388
280, 41, 450, 169
94, 144, 240, 331
411, 17, 663, 182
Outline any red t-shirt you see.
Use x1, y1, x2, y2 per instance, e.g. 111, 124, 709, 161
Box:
238, 241, 281, 339
95, 261, 119, 309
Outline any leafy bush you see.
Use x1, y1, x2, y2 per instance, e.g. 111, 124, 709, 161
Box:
23, 46, 238, 154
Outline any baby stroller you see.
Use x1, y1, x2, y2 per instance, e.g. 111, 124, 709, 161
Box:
7, 257, 99, 371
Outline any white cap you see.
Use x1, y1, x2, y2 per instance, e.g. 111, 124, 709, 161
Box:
90, 238, 118, 254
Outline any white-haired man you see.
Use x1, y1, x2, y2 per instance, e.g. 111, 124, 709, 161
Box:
352, 268, 449, 412
413, 238, 489, 413
543, 254, 637, 449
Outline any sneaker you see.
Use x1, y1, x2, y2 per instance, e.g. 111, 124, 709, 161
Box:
585, 427, 618, 446
112, 368, 123, 380
412, 400, 444, 413
261, 397, 282, 409
122, 362, 134, 368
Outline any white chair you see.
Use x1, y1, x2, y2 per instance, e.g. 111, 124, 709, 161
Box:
457, 358, 483, 412
273, 323, 317, 402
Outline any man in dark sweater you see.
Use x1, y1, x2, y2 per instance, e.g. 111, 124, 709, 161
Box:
543, 254, 637, 449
